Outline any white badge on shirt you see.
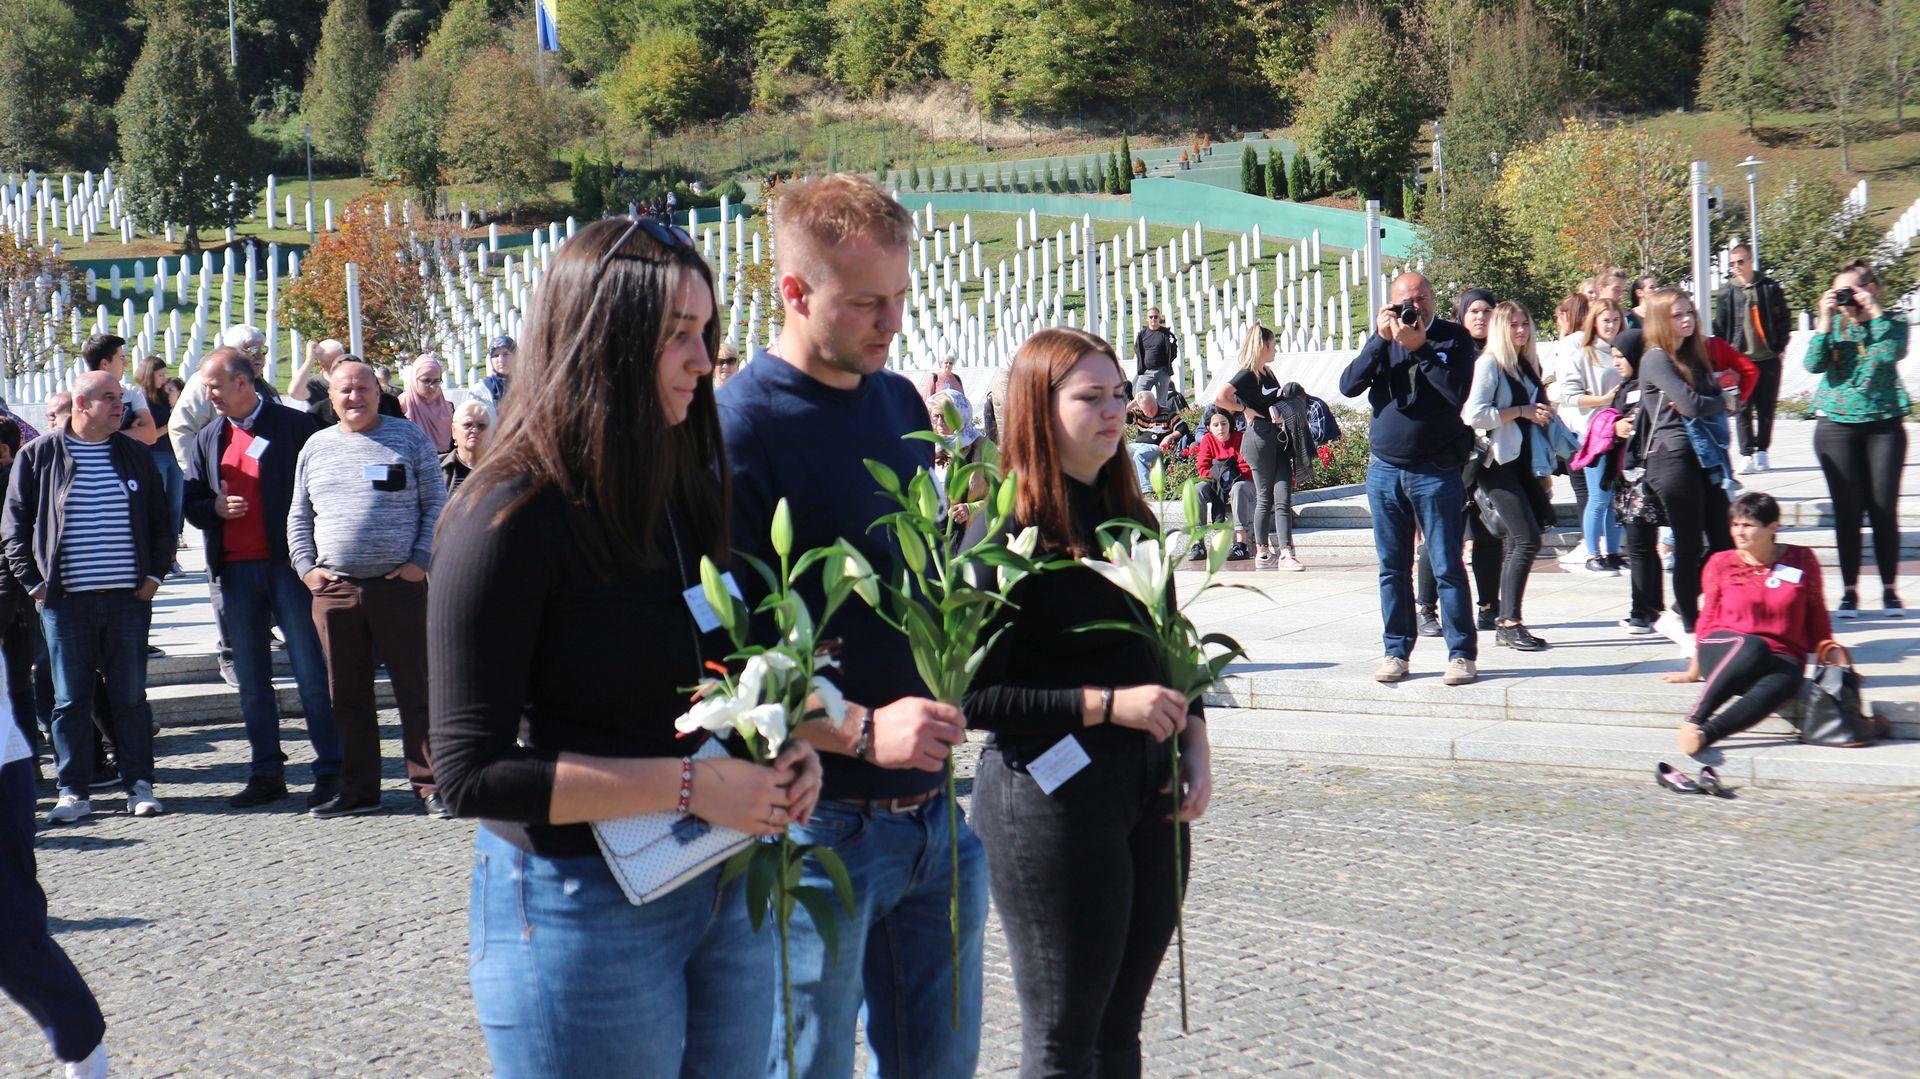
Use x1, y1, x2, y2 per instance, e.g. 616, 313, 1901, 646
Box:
1027, 734, 1092, 795
1624, 389, 1642, 406
243, 435, 270, 460
362, 465, 388, 482
682, 572, 744, 634
1769, 564, 1804, 589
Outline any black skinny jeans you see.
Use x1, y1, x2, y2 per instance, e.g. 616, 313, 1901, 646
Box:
973, 731, 1186, 1079
1624, 517, 1665, 622
1736, 358, 1783, 455
1690, 633, 1805, 745
1813, 417, 1907, 591
1417, 500, 1500, 616
1642, 446, 1732, 630
1476, 459, 1543, 623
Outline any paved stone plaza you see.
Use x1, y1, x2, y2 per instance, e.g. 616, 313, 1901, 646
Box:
3, 723, 1917, 1076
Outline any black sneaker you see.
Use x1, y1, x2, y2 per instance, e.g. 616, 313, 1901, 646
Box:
422, 793, 454, 820
309, 794, 383, 819
1619, 615, 1656, 635
1186, 542, 1206, 562
1606, 553, 1628, 571
305, 776, 340, 810
1584, 557, 1619, 577
1884, 591, 1905, 619
1227, 542, 1251, 561
228, 777, 289, 808
1836, 591, 1859, 620
1475, 605, 1498, 631
1417, 607, 1442, 637
1496, 623, 1548, 651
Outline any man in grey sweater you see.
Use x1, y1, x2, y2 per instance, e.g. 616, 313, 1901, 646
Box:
288, 361, 447, 819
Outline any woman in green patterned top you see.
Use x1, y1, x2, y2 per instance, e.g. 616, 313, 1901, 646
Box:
1805, 260, 1910, 618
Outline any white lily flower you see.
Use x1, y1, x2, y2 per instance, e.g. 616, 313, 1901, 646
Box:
1007, 525, 1040, 558
742, 702, 790, 751
1081, 535, 1168, 610
810, 675, 849, 727
737, 652, 796, 703
676, 690, 749, 736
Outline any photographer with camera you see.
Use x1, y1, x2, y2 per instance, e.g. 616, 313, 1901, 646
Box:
1807, 262, 1909, 618
1340, 273, 1480, 686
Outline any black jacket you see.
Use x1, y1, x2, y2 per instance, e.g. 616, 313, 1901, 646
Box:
1339, 317, 1478, 468
1714, 276, 1791, 362
2, 427, 174, 595
183, 401, 320, 580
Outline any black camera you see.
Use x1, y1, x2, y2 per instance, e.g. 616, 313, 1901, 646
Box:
1392, 300, 1421, 326
1833, 286, 1857, 308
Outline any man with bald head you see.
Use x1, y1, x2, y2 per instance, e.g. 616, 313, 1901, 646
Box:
1340, 271, 1480, 687
289, 360, 445, 819
184, 349, 340, 810
4, 371, 174, 823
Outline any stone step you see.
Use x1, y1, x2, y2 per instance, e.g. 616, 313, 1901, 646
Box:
150, 676, 394, 725
1204, 708, 1920, 792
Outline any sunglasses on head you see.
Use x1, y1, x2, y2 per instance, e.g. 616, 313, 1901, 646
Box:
595, 217, 693, 277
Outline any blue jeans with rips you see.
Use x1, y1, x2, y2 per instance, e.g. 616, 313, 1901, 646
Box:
769, 792, 988, 1078
219, 559, 340, 781
42, 589, 154, 798
1366, 456, 1477, 661
467, 825, 774, 1078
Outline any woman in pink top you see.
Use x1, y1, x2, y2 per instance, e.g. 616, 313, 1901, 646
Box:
1666, 492, 1836, 755
921, 355, 965, 399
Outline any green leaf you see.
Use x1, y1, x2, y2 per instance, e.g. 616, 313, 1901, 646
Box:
718, 844, 757, 891
770, 499, 794, 561
811, 846, 858, 916
793, 886, 843, 963
745, 846, 778, 933
865, 458, 902, 495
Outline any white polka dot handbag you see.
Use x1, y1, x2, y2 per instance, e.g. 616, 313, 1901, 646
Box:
590, 738, 756, 905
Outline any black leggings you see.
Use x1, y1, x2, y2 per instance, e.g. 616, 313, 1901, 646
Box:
1644, 447, 1733, 630
973, 732, 1185, 1079
1476, 461, 1543, 623
1813, 417, 1907, 591
1737, 358, 1783, 455
1690, 633, 1805, 745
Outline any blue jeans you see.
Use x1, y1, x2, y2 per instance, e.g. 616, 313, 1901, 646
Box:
468, 826, 774, 1078
42, 589, 155, 797
771, 793, 987, 1079
151, 450, 185, 547
1126, 444, 1162, 493
1581, 462, 1623, 558
1366, 457, 1476, 661
220, 559, 340, 781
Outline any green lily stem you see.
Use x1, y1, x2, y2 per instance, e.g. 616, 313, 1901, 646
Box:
779, 834, 797, 1073
947, 754, 960, 1031
1169, 719, 1189, 1035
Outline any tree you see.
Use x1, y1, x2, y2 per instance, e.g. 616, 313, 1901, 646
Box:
115, 13, 259, 254
367, 54, 451, 212
443, 47, 555, 206
828, 0, 938, 98
285, 190, 466, 366
1441, 3, 1575, 178
1296, 7, 1428, 204
0, 0, 89, 171
1107, 151, 1122, 194
1243, 0, 1336, 118
1414, 177, 1548, 314
302, 0, 384, 166
608, 26, 722, 134
571, 151, 607, 218
1118, 132, 1134, 194
1241, 143, 1264, 195
1885, 0, 1920, 126
1793, 0, 1882, 173
1288, 148, 1311, 200
1697, 0, 1793, 135
1755, 168, 1911, 314
0, 234, 76, 378
422, 0, 500, 70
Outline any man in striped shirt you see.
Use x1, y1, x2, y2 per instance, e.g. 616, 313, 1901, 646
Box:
2, 372, 174, 824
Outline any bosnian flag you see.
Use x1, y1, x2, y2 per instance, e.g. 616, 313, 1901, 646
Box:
536, 0, 560, 52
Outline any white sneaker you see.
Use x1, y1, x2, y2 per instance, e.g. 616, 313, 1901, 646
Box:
1737, 456, 1756, 475
128, 781, 163, 817
1276, 551, 1305, 572
1755, 451, 1770, 472
47, 793, 91, 824
64, 1042, 107, 1079
1255, 549, 1273, 566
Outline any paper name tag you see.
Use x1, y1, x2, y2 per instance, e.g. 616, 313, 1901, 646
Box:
1772, 564, 1804, 585
1625, 389, 1642, 405
1027, 735, 1092, 795
682, 572, 744, 633
362, 465, 388, 481
243, 435, 270, 460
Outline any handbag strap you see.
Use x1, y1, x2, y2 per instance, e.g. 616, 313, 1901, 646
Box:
1815, 641, 1854, 668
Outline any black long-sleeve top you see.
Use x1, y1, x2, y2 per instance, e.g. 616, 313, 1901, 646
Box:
428, 478, 724, 857
1638, 347, 1726, 456
962, 477, 1204, 759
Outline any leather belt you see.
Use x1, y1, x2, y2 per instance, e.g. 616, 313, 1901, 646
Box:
832, 789, 942, 814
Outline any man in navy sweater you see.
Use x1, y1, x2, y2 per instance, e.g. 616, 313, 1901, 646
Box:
1339, 272, 1481, 685
717, 174, 982, 1078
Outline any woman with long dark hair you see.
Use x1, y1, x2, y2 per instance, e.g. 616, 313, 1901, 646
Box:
428, 217, 823, 1076
1622, 288, 1733, 642
966, 327, 1210, 1078
1807, 261, 1909, 618
1461, 301, 1552, 650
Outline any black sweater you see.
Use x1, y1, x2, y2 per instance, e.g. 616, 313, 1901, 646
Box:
428, 479, 726, 857
962, 478, 1203, 758
1338, 318, 1477, 467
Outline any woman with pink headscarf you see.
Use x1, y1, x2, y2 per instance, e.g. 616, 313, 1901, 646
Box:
400, 353, 454, 453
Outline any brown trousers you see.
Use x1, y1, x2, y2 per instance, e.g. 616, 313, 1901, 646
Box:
308, 575, 433, 801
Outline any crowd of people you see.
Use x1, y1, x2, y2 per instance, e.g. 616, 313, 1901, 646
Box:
0, 170, 1908, 1079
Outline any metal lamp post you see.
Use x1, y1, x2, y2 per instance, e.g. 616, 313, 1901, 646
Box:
1738, 156, 1762, 272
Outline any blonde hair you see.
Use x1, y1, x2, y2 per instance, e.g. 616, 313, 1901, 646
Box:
716, 341, 740, 363
1579, 298, 1625, 366
774, 173, 913, 282
1236, 322, 1275, 373
1484, 300, 1542, 382
453, 400, 490, 425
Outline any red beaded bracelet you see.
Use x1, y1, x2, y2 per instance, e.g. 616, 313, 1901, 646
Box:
676, 757, 694, 816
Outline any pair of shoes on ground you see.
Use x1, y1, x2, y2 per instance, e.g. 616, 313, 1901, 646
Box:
1253, 549, 1306, 571
306, 788, 453, 819
1375, 655, 1476, 685
1836, 589, 1904, 620
1418, 606, 1503, 637
1185, 541, 1256, 563
1736, 452, 1771, 475
47, 781, 163, 823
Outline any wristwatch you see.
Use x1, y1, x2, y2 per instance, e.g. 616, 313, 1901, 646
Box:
1100, 687, 1114, 725
854, 710, 875, 762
